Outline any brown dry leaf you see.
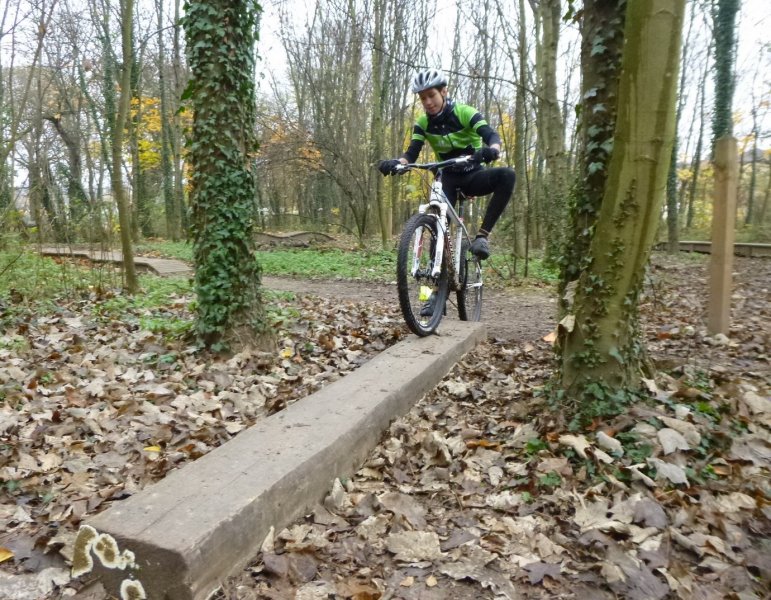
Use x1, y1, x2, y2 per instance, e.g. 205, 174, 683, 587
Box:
647, 458, 688, 485
602, 543, 669, 600
385, 531, 443, 563
440, 546, 519, 599
740, 390, 770, 415
659, 416, 701, 446
573, 498, 619, 533
596, 431, 624, 455
378, 492, 427, 529
632, 498, 669, 528
729, 433, 771, 465
355, 514, 390, 542
536, 456, 572, 475
523, 561, 561, 584
657, 428, 690, 454
559, 434, 591, 458
485, 491, 523, 511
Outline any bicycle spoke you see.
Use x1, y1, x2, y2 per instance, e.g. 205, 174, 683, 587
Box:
457, 241, 483, 322
397, 214, 450, 336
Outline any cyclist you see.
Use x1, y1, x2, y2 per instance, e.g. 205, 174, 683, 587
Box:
378, 68, 515, 262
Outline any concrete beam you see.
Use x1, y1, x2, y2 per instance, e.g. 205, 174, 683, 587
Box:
86, 322, 486, 599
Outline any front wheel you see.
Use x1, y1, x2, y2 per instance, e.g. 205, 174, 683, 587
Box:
457, 240, 483, 322
396, 213, 449, 336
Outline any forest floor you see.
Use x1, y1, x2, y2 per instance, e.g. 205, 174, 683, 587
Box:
0, 253, 769, 599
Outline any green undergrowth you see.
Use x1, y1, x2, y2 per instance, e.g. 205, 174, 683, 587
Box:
136, 240, 194, 261
138, 239, 560, 286
256, 248, 396, 281
0, 249, 120, 305
0, 249, 297, 342
138, 239, 396, 281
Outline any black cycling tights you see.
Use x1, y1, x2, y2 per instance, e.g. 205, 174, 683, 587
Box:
441, 167, 516, 234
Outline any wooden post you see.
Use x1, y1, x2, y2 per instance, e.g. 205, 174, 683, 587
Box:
707, 136, 737, 335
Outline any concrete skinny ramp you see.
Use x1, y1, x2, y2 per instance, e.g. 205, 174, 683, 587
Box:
86, 322, 486, 599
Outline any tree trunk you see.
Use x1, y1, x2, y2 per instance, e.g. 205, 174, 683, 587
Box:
533, 0, 567, 265
0, 60, 9, 212
686, 62, 709, 230
184, 0, 273, 352
559, 0, 626, 296
129, 21, 151, 241
745, 109, 759, 225
45, 115, 91, 225
172, 0, 188, 236
559, 0, 685, 425
666, 0, 696, 252
156, 0, 178, 240
512, 0, 529, 259
370, 0, 388, 246
112, 0, 139, 292
711, 0, 739, 148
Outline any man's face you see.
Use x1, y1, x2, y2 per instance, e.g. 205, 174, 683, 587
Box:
418, 87, 447, 116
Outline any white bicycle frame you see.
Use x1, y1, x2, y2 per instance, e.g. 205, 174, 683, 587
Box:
413, 180, 468, 280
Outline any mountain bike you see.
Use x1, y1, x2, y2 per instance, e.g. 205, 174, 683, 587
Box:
394, 156, 484, 336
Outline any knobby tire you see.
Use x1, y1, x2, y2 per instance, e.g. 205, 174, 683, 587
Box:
457, 240, 483, 322
396, 213, 450, 336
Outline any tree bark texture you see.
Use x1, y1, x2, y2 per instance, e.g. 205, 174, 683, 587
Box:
559, 0, 626, 294
560, 0, 685, 411
185, 0, 272, 352
111, 0, 138, 293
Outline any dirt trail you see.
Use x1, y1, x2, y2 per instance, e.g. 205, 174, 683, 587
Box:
262, 276, 558, 343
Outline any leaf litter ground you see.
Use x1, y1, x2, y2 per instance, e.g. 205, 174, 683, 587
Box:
1, 253, 769, 599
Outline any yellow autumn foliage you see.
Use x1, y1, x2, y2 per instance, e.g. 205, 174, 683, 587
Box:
129, 96, 175, 171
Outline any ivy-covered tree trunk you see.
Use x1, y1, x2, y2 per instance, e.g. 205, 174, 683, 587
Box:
666, 1, 696, 252
45, 115, 91, 226
559, 0, 626, 299
711, 0, 739, 147
184, 0, 273, 352
559, 0, 685, 426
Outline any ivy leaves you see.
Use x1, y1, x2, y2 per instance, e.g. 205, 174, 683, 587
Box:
183, 1, 270, 352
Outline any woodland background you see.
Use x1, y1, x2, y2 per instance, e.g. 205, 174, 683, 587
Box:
1, 1, 770, 597
0, 0, 769, 252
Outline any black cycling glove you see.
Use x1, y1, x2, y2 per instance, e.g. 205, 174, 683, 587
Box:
473, 146, 500, 164
378, 159, 402, 176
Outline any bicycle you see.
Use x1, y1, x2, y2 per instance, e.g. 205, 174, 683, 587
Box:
393, 156, 484, 336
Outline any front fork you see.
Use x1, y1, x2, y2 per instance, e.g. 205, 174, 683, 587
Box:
413, 183, 466, 286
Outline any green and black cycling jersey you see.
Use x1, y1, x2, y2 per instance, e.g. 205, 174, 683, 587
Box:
402, 100, 501, 171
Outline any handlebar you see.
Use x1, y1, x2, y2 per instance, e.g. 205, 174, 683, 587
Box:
394, 155, 474, 174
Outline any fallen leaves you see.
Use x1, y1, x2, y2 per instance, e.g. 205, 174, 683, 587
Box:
3, 255, 769, 599
217, 257, 770, 599
0, 288, 404, 592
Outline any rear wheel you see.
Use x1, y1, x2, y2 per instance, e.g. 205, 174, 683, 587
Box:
396, 213, 449, 336
457, 240, 483, 322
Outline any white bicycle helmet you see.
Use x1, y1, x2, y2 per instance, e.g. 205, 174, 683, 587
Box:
411, 69, 448, 93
